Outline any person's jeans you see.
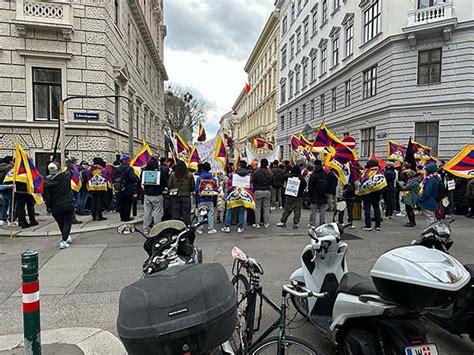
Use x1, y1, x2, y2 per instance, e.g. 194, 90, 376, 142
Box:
143, 194, 163, 232
1, 189, 12, 221
327, 194, 335, 211
225, 206, 245, 229
406, 204, 416, 225
16, 193, 36, 226
198, 201, 214, 230
423, 209, 436, 225
271, 187, 283, 207
171, 196, 191, 226
338, 200, 354, 224
51, 203, 74, 242
280, 196, 303, 224
364, 199, 381, 228
254, 190, 271, 224
383, 188, 395, 217
91, 191, 106, 220
76, 190, 88, 214
310, 203, 326, 227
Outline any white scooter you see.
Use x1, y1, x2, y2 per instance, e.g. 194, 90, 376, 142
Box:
290, 202, 471, 354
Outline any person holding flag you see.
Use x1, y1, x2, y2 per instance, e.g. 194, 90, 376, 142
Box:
87, 157, 109, 222
114, 154, 139, 222
0, 156, 14, 226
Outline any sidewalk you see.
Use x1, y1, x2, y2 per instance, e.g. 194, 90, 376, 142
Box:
0, 207, 143, 237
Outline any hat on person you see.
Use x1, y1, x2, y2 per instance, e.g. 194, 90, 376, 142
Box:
366, 159, 379, 169
121, 154, 131, 164
48, 162, 59, 175
291, 165, 301, 176
405, 169, 416, 178
425, 163, 437, 174
202, 162, 211, 172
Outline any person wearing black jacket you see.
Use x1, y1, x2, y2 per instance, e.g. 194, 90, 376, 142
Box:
43, 162, 75, 249
271, 161, 284, 210
326, 169, 338, 211
15, 181, 38, 229
141, 155, 169, 233
338, 183, 356, 228
383, 162, 396, 218
308, 160, 328, 227
251, 158, 273, 228
115, 154, 139, 222
276, 165, 307, 229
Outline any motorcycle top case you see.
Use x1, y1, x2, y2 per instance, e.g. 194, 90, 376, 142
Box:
370, 246, 470, 309
117, 263, 237, 355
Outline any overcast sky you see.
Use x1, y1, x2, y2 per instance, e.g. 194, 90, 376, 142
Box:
163, 0, 275, 137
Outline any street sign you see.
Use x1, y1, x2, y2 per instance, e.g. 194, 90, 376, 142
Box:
74, 112, 99, 120
342, 136, 356, 149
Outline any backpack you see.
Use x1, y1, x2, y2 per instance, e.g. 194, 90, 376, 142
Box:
198, 178, 218, 197
113, 168, 125, 192
435, 176, 447, 202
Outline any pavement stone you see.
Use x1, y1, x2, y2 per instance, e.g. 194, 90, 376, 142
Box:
0, 343, 83, 355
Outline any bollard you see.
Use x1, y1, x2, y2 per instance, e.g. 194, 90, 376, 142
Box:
21, 250, 41, 355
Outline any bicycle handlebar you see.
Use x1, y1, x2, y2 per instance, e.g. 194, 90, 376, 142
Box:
283, 284, 327, 299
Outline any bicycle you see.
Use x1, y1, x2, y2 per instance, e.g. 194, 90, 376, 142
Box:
228, 246, 324, 355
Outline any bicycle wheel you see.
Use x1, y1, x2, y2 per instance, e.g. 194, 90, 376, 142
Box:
251, 335, 319, 355
229, 274, 250, 354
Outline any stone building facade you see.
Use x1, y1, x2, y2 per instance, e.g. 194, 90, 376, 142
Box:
234, 10, 279, 150
0, 0, 167, 172
276, 0, 474, 161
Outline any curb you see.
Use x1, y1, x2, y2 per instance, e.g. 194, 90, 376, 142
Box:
0, 327, 126, 354
0, 218, 143, 237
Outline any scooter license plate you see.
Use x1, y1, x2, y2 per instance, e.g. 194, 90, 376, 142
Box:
405, 344, 438, 355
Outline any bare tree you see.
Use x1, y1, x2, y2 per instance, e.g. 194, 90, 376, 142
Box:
163, 84, 208, 136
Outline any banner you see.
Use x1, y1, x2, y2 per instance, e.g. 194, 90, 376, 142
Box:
195, 135, 225, 173
245, 145, 280, 164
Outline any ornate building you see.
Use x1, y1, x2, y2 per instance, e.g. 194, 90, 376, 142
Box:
233, 10, 279, 151
276, 0, 474, 160
0, 0, 167, 172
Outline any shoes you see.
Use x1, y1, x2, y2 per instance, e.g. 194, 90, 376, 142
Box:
7, 221, 18, 227
97, 217, 108, 221
237, 228, 244, 233
72, 219, 82, 224
66, 236, 72, 244
293, 224, 299, 229
375, 227, 381, 231
216, 219, 222, 224
59, 241, 70, 249
196, 229, 203, 234
279, 206, 283, 209
387, 216, 392, 220
221, 226, 230, 233
208, 229, 217, 234
29, 221, 39, 227
270, 206, 276, 210
362, 227, 373, 231
122, 218, 134, 222
404, 223, 415, 227
252, 224, 260, 229
0, 220, 6, 226
396, 213, 406, 217
92, 218, 97, 221
21, 223, 30, 229
350, 224, 355, 229
263, 223, 270, 228
276, 222, 286, 227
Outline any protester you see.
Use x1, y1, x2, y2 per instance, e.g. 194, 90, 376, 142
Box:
251, 158, 273, 228
465, 178, 474, 218
418, 163, 440, 225
76, 161, 89, 215
168, 159, 194, 226
0, 156, 14, 226
141, 154, 169, 233
216, 172, 227, 224
87, 158, 108, 221
115, 154, 139, 222
194, 162, 218, 234
339, 182, 356, 228
396, 162, 411, 217
359, 159, 385, 231
15, 181, 38, 229
307, 160, 328, 227
43, 162, 75, 249
221, 160, 252, 233
276, 165, 307, 229
383, 162, 396, 219
271, 161, 284, 210
400, 170, 420, 227
326, 168, 338, 212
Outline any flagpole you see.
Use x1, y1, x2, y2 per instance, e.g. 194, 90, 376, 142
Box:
9, 185, 15, 239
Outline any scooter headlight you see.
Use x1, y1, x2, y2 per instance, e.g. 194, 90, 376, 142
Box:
432, 223, 450, 236
314, 224, 339, 238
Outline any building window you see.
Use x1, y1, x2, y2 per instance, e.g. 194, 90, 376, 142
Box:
321, 46, 327, 74
302, 104, 306, 122
310, 99, 315, 119
302, 60, 308, 87
282, 16, 288, 35
291, 3, 296, 23
418, 0, 447, 9
280, 81, 286, 104
114, 83, 121, 128
363, 65, 377, 99
312, 9, 318, 35
114, 0, 120, 25
363, 0, 381, 43
322, 0, 328, 24
320, 94, 325, 116
418, 48, 442, 84
361, 127, 375, 157
345, 24, 354, 57
289, 73, 294, 97
303, 20, 309, 45
415, 121, 439, 156
332, 37, 339, 67
333, 0, 340, 11
290, 36, 295, 59
289, 111, 293, 126
280, 115, 285, 130
281, 47, 287, 69
135, 39, 139, 67
32, 67, 61, 121
296, 30, 301, 53
295, 108, 299, 124
311, 55, 317, 81
344, 80, 351, 107
295, 67, 301, 93
331, 87, 337, 112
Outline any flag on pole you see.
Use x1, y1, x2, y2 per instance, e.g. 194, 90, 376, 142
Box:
13, 144, 44, 204
357, 166, 387, 196
175, 132, 190, 161
411, 139, 437, 162
130, 141, 152, 176
443, 144, 474, 178
370, 153, 386, 169
224, 131, 234, 149
314, 124, 357, 164
188, 145, 201, 170
244, 82, 250, 94
214, 134, 227, 169
254, 138, 273, 150
234, 150, 241, 171
299, 134, 314, 149
197, 122, 206, 142
387, 140, 407, 162
290, 134, 301, 150
404, 138, 417, 170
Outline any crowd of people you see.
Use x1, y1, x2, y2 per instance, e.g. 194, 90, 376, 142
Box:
1, 152, 473, 249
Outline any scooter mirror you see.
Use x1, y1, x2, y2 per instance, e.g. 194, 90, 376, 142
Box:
117, 224, 136, 235
336, 201, 347, 212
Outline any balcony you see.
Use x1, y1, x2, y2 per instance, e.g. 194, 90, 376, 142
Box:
403, 1, 457, 47
13, 0, 74, 40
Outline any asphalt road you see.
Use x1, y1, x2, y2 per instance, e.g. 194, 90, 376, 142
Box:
1, 209, 474, 354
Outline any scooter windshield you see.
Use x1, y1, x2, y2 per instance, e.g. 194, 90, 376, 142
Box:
314, 224, 339, 238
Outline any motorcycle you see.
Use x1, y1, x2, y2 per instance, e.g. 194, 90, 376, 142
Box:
289, 202, 471, 354
412, 218, 474, 340
117, 206, 208, 277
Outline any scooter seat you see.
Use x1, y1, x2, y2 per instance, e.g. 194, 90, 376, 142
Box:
337, 272, 378, 296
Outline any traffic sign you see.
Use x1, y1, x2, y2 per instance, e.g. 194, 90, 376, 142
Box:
342, 136, 356, 149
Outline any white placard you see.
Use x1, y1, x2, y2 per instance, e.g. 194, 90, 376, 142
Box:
232, 174, 250, 188
285, 177, 301, 197
141, 170, 160, 185
447, 180, 455, 191
195, 135, 225, 173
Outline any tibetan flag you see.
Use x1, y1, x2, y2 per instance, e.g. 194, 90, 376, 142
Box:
197, 122, 206, 142
326, 157, 351, 185
70, 164, 82, 192
314, 124, 357, 164
357, 166, 387, 196
443, 144, 474, 178
234, 150, 241, 171
214, 134, 227, 169
254, 138, 273, 150
299, 134, 314, 149
290, 134, 301, 150
411, 139, 436, 162
387, 140, 407, 162
188, 145, 201, 170
13, 144, 44, 204
131, 141, 152, 177
175, 132, 190, 160
224, 131, 234, 149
